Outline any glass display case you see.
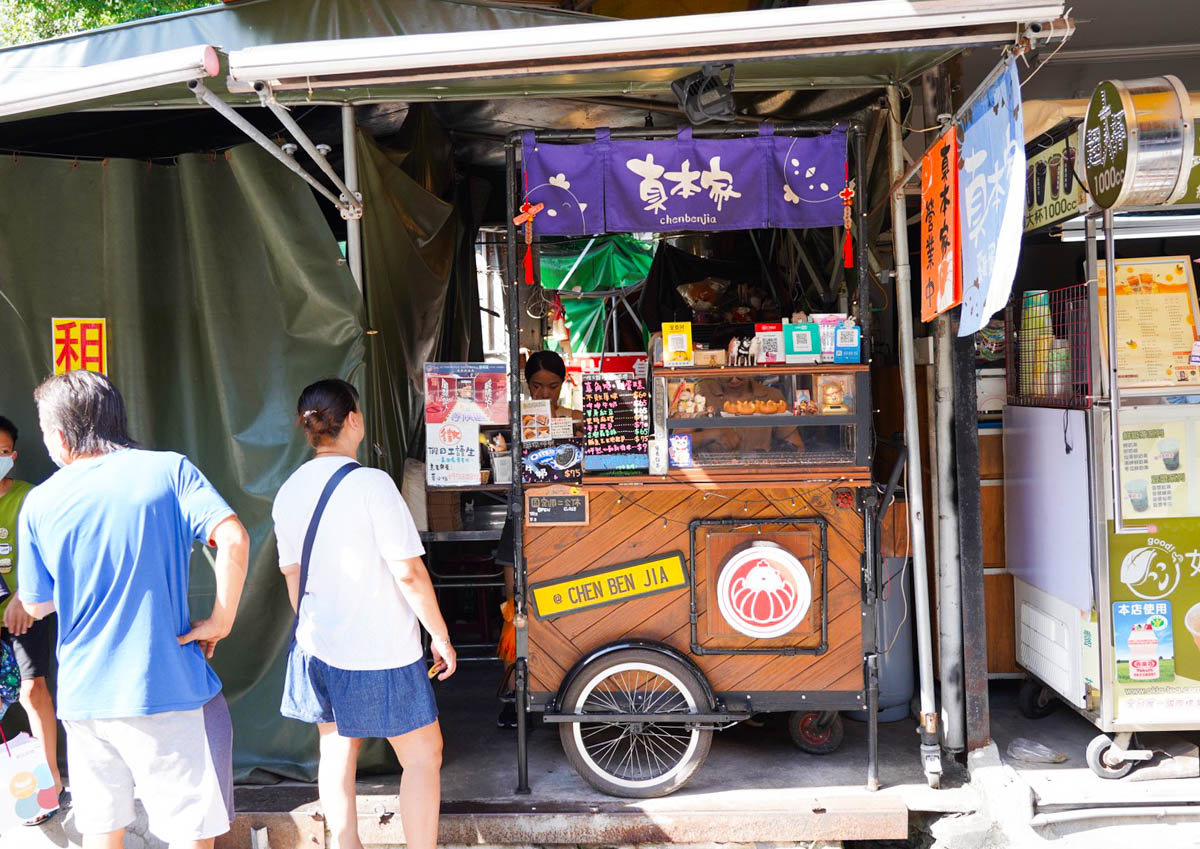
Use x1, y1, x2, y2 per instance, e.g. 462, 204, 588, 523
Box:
652, 364, 870, 470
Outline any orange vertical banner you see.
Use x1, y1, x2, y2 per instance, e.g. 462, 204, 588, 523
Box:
920, 130, 962, 323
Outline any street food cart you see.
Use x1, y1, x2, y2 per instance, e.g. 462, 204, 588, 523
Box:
1005, 75, 1200, 778
502, 122, 889, 797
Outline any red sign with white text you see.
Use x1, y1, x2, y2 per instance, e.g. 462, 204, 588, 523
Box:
920, 131, 962, 323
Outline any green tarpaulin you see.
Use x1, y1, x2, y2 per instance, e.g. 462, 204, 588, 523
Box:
0, 134, 455, 780
539, 235, 653, 354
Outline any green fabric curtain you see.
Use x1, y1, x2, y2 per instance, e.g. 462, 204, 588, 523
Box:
358, 130, 457, 474
0, 144, 366, 782
538, 235, 654, 354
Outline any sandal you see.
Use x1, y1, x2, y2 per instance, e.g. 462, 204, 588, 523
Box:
21, 805, 58, 827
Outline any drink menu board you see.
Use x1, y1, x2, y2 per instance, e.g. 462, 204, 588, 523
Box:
583, 374, 650, 472
1097, 257, 1200, 389
1118, 421, 1190, 520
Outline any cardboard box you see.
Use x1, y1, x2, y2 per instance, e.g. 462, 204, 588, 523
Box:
694, 348, 727, 367
426, 491, 462, 531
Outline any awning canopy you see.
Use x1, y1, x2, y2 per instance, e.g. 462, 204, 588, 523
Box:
0, 0, 1068, 125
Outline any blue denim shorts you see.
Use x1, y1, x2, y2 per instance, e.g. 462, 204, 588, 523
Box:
280, 644, 438, 739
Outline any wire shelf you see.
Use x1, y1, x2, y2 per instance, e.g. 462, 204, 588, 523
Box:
1005, 283, 1092, 409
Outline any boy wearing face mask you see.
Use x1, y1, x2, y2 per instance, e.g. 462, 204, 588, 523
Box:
0, 415, 63, 823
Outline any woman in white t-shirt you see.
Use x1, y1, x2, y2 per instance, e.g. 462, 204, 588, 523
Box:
274, 379, 456, 849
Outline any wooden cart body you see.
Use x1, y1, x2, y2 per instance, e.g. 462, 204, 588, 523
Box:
525, 480, 872, 714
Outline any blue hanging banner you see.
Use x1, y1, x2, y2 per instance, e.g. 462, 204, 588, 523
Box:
521, 127, 846, 236
957, 63, 1026, 337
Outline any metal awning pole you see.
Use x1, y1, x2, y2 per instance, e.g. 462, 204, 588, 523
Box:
506, 135, 531, 795
886, 84, 943, 787
188, 80, 349, 214
341, 105, 363, 293
259, 83, 363, 218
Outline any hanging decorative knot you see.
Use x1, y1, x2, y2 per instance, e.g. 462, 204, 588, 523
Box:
513, 201, 544, 286
840, 167, 856, 270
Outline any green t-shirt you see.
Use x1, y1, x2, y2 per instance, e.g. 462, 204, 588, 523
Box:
0, 479, 34, 614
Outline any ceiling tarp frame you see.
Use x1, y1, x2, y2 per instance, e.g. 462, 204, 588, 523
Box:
0, 44, 218, 120
225, 0, 1066, 92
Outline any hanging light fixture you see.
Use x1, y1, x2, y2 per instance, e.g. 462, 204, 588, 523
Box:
671, 64, 737, 125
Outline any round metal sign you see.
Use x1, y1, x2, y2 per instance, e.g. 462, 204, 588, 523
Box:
1083, 76, 1192, 209
716, 541, 812, 639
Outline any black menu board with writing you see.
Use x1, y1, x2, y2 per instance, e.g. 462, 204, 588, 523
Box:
582, 374, 650, 472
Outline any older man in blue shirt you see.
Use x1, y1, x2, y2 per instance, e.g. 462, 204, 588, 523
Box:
18, 370, 249, 849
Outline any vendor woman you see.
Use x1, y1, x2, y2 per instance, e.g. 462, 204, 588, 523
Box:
493, 349, 579, 726
524, 350, 582, 429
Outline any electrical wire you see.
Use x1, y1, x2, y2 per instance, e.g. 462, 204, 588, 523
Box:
1020, 12, 1072, 90
878, 489, 911, 656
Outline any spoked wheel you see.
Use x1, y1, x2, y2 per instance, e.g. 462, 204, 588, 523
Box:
788, 710, 845, 754
1086, 733, 1134, 779
559, 649, 713, 798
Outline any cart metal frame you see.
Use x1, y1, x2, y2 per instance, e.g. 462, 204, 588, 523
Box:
503, 121, 879, 794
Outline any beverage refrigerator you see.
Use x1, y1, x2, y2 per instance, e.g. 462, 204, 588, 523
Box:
1002, 256, 1200, 778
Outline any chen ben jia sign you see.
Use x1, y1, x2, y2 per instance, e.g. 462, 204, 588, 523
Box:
521, 127, 847, 236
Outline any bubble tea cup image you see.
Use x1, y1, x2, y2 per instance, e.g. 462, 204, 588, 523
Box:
1158, 438, 1181, 471
1048, 153, 1062, 199
1125, 478, 1150, 512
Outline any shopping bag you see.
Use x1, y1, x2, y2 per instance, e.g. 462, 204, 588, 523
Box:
0, 639, 20, 716
0, 732, 58, 831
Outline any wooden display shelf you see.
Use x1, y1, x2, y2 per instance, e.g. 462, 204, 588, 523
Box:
667, 414, 858, 428
427, 483, 510, 492
657, 364, 869, 378
581, 467, 871, 489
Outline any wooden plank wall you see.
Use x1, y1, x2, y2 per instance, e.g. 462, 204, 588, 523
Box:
524, 484, 865, 697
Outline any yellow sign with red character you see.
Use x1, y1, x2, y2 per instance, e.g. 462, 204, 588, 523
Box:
52, 318, 108, 375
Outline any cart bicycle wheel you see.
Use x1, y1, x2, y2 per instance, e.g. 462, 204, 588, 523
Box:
1086, 733, 1134, 779
559, 649, 713, 798
788, 710, 845, 754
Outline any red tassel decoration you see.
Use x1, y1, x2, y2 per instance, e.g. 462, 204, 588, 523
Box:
840, 162, 855, 269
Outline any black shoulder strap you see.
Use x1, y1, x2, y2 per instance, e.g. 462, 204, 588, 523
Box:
293, 461, 360, 638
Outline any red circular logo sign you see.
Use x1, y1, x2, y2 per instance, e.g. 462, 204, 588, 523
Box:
716, 543, 811, 639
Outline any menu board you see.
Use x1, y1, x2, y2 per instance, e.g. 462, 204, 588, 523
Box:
1119, 421, 1191, 520
1098, 257, 1200, 389
583, 374, 650, 472
426, 421, 481, 487
425, 363, 508, 425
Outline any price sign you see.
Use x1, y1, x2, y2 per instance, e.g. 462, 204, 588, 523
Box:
526, 485, 590, 526
582, 373, 650, 472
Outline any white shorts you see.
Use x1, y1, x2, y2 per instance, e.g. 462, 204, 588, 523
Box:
64, 695, 233, 841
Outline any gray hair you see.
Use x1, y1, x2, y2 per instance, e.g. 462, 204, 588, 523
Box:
33, 371, 135, 456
